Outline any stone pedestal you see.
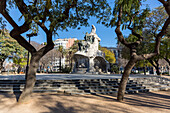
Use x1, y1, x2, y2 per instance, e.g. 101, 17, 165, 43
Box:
89, 57, 94, 72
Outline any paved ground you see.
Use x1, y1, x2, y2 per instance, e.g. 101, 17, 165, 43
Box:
0, 73, 157, 80
0, 90, 170, 113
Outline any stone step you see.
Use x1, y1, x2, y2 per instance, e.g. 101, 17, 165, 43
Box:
0, 82, 143, 88
145, 84, 170, 89
149, 86, 170, 91
0, 77, 170, 95
136, 81, 170, 84
0, 89, 21, 93
84, 88, 118, 93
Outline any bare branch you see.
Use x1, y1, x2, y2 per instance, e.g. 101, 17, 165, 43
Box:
136, 53, 157, 60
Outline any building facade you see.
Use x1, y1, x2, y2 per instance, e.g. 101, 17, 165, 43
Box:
51, 38, 77, 72
54, 38, 77, 49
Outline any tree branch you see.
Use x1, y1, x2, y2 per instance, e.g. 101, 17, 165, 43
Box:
148, 59, 156, 67
115, 6, 131, 48
136, 53, 157, 60
0, 0, 6, 13
158, 0, 168, 6
14, 0, 29, 16
0, 0, 36, 53
155, 17, 170, 54
164, 57, 170, 65
37, 22, 49, 34
126, 11, 144, 46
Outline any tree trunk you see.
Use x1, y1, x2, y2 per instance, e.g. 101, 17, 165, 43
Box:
0, 58, 5, 73
149, 59, 160, 75
117, 57, 136, 101
18, 55, 39, 102
59, 56, 62, 72
0, 61, 4, 73
164, 58, 170, 66
155, 66, 161, 75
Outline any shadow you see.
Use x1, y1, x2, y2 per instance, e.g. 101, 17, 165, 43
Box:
0, 92, 13, 98
87, 90, 170, 110
123, 91, 170, 110
42, 102, 76, 113
13, 84, 22, 102
37, 93, 132, 113
91, 93, 117, 101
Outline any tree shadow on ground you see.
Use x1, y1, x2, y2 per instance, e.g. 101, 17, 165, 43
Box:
92, 91, 170, 110
0, 93, 14, 103
91, 93, 117, 101
38, 94, 132, 113
123, 92, 170, 109
41, 102, 76, 113
13, 84, 22, 102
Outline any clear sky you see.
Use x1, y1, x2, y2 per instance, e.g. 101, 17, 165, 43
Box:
2, 0, 162, 47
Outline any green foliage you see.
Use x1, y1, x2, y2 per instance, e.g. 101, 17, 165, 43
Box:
61, 66, 71, 73
145, 6, 168, 33
0, 17, 6, 29
0, 29, 26, 67
160, 37, 170, 59
143, 6, 169, 63
98, 0, 150, 31
13, 57, 27, 68
100, 47, 116, 63
14, 0, 111, 34
119, 6, 169, 67
111, 65, 119, 73
69, 40, 79, 53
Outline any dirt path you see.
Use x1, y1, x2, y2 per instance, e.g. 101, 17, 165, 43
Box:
0, 90, 170, 113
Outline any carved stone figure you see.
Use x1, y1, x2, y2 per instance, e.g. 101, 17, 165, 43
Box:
90, 24, 96, 34
73, 25, 110, 74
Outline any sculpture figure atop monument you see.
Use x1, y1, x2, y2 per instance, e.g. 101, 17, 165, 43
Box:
90, 24, 96, 35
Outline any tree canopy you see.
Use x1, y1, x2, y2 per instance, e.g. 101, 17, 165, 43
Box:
100, 47, 116, 63
97, 0, 170, 101
0, 29, 26, 71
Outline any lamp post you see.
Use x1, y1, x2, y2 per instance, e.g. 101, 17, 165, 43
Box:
25, 33, 37, 80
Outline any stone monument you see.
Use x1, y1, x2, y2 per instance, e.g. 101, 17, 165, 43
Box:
72, 25, 110, 74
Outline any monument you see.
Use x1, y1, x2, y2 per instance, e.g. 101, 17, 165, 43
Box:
72, 25, 110, 74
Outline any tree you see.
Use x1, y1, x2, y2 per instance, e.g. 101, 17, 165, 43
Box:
99, 0, 170, 101
57, 45, 65, 72
0, 29, 26, 73
67, 40, 79, 71
40, 48, 61, 73
99, 47, 116, 63
119, 34, 152, 74
0, 0, 109, 102
160, 36, 170, 65
143, 6, 169, 75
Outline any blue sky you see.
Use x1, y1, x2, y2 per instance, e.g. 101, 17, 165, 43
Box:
2, 0, 162, 47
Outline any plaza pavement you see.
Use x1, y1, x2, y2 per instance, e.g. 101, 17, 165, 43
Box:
0, 73, 155, 80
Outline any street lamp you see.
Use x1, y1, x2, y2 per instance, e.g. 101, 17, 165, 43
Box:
25, 33, 37, 80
